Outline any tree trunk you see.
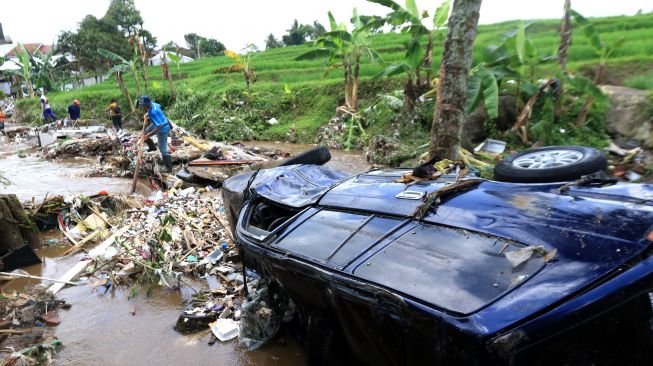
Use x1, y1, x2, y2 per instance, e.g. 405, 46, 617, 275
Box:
162, 59, 176, 102
594, 63, 605, 84
555, 0, 572, 121
429, 0, 482, 160
117, 72, 135, 113
140, 41, 149, 92
558, 0, 572, 74
351, 54, 361, 111
424, 33, 434, 88
343, 58, 352, 110
576, 95, 593, 127
131, 66, 142, 96
403, 77, 417, 114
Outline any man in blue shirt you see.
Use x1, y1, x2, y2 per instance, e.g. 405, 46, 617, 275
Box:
67, 99, 81, 126
139, 96, 172, 173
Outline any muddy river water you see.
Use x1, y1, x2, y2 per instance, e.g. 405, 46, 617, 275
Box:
0, 139, 370, 365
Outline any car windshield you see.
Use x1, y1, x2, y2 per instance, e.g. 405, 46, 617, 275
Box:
274, 210, 400, 269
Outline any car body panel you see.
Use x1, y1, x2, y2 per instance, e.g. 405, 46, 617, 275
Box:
224, 164, 653, 364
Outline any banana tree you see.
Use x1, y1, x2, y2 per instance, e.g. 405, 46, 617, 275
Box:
369, 0, 451, 107
98, 48, 142, 96
571, 9, 624, 84
224, 45, 257, 101
11, 43, 34, 97
159, 53, 176, 102
295, 9, 380, 112
569, 10, 621, 126
166, 52, 182, 79
484, 22, 556, 107
98, 49, 136, 112
465, 63, 499, 119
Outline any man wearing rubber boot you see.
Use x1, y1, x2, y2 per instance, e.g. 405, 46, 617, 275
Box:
139, 96, 173, 173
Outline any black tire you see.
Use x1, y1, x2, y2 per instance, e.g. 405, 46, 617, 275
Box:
278, 146, 331, 167
494, 145, 607, 183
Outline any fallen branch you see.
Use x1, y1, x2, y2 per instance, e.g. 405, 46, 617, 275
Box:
0, 329, 31, 335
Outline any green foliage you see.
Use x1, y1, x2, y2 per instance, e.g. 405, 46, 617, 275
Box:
265, 34, 283, 50
624, 70, 653, 90
281, 20, 326, 46
524, 92, 610, 148
369, 0, 452, 98
14, 12, 653, 148
184, 33, 226, 57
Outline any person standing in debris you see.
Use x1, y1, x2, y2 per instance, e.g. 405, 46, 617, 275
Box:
39, 90, 57, 124
10, 77, 19, 99
139, 96, 173, 173
67, 99, 81, 126
104, 99, 122, 131
0, 108, 6, 135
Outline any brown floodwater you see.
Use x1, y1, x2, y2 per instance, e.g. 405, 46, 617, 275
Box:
0, 140, 369, 366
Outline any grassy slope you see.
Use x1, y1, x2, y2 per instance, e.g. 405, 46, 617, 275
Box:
15, 12, 653, 142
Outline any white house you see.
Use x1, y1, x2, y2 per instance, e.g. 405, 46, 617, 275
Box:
149, 51, 194, 66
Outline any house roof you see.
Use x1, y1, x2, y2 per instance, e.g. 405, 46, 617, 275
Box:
0, 23, 11, 45
5, 43, 53, 57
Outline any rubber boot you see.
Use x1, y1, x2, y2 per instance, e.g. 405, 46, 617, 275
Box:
160, 155, 173, 173
145, 138, 157, 152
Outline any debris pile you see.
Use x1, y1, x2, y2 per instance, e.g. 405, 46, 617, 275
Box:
0, 287, 67, 365
43, 137, 119, 160
316, 117, 346, 150
606, 141, 649, 182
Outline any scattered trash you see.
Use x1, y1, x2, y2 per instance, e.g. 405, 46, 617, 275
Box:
474, 138, 507, 154
210, 318, 240, 341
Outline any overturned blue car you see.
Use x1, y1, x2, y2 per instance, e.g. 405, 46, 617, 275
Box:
222, 146, 653, 365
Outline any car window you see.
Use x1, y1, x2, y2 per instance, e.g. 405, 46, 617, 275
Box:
354, 224, 544, 314
274, 210, 400, 268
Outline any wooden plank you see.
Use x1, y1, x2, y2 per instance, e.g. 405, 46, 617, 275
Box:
62, 229, 102, 256
48, 225, 130, 294
0, 271, 78, 285
188, 159, 257, 167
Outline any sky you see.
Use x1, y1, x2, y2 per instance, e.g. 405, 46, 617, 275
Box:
1, 0, 652, 55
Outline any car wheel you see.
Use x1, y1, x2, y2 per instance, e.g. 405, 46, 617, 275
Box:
494, 145, 607, 183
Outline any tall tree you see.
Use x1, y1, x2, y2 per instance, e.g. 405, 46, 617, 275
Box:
184, 33, 225, 58
429, 0, 482, 160
103, 0, 143, 37
265, 33, 282, 49
58, 15, 128, 81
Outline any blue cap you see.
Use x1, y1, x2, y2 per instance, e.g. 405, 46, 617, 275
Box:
139, 96, 151, 106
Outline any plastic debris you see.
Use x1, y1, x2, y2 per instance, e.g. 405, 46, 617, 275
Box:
210, 319, 240, 341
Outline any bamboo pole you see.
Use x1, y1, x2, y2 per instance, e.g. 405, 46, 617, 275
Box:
0, 272, 78, 285
131, 115, 148, 194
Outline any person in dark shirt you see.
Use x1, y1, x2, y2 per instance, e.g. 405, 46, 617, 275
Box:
67, 99, 81, 126
104, 99, 122, 131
